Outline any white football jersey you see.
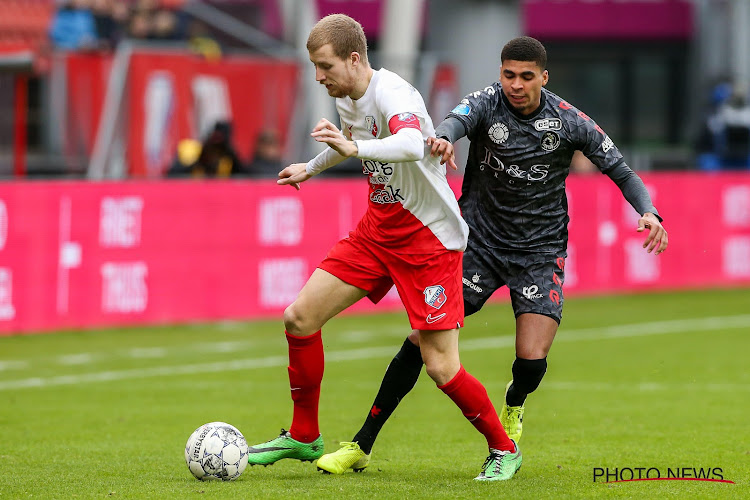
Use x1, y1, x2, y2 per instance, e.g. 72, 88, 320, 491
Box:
335, 69, 468, 252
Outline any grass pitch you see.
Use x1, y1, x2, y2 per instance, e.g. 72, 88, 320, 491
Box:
1, 288, 748, 499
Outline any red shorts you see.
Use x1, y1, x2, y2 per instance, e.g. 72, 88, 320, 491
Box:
318, 231, 464, 331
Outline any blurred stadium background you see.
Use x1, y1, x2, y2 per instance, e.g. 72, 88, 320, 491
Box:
0, 0, 748, 333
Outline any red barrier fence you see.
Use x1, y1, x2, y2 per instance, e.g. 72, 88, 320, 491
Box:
59, 51, 299, 177
1, 173, 749, 334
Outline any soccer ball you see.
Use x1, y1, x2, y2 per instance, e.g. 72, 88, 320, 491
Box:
184, 422, 249, 481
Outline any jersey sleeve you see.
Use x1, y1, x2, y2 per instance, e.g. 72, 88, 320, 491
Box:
563, 102, 624, 173
446, 85, 499, 141
375, 80, 427, 133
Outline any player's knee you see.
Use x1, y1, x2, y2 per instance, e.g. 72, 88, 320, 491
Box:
512, 357, 547, 394
424, 358, 459, 386
283, 302, 318, 336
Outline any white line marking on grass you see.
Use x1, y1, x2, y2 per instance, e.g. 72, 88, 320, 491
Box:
0, 360, 28, 371
544, 381, 750, 393
57, 353, 95, 365
1, 314, 749, 391
127, 348, 167, 359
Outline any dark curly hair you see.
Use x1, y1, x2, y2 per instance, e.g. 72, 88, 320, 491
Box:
501, 36, 547, 69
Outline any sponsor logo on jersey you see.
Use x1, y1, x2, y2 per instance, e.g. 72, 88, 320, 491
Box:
478, 147, 550, 181
534, 118, 562, 131
601, 135, 614, 153
365, 115, 378, 137
462, 276, 483, 293
423, 285, 447, 309
451, 103, 471, 116
370, 185, 404, 204
488, 122, 509, 144
541, 131, 560, 152
522, 284, 544, 300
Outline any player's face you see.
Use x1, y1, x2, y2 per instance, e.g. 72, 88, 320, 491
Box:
309, 44, 358, 98
500, 60, 548, 115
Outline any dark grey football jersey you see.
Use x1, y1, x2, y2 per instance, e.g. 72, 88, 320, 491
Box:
446, 83, 625, 254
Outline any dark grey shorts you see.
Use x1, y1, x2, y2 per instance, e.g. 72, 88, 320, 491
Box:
462, 240, 566, 323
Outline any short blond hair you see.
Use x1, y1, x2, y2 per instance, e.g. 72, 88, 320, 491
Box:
307, 14, 369, 65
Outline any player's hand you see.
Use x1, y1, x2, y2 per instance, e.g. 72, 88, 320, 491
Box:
637, 213, 668, 255
310, 118, 358, 157
427, 137, 457, 170
277, 163, 311, 190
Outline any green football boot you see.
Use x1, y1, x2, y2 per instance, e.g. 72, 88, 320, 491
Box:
247, 429, 324, 466
474, 441, 522, 481
316, 442, 371, 474
500, 380, 524, 443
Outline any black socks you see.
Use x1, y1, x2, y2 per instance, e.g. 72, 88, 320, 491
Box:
506, 356, 547, 407
352, 338, 423, 454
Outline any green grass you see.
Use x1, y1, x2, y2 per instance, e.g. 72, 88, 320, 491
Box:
1, 288, 748, 499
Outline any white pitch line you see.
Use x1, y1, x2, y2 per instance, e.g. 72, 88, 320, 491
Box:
1, 314, 749, 391
542, 381, 750, 393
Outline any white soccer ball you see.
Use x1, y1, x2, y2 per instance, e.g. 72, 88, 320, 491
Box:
184, 422, 249, 481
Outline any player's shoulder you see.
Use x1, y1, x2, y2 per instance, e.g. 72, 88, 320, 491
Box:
543, 88, 590, 121
450, 82, 502, 119
543, 88, 603, 132
375, 68, 416, 93
463, 81, 503, 103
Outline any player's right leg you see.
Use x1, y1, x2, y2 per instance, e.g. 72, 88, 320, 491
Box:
420, 327, 520, 480
248, 269, 368, 466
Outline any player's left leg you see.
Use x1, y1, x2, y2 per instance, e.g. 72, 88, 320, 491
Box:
502, 253, 565, 442
420, 327, 521, 481
501, 313, 558, 442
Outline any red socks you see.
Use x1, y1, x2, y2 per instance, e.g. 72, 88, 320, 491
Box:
286, 330, 324, 443
439, 365, 515, 452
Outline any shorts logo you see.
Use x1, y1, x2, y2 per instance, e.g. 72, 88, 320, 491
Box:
522, 284, 544, 300
426, 313, 446, 324
541, 131, 560, 151
472, 273, 481, 283
489, 122, 509, 144
462, 276, 483, 293
423, 285, 447, 310
365, 116, 378, 137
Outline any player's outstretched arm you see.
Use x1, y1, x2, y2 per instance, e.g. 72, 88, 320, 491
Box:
637, 212, 668, 255
277, 163, 311, 191
426, 137, 458, 170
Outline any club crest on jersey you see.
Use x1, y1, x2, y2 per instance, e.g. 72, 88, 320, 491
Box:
423, 285, 447, 310
541, 131, 560, 151
451, 103, 471, 116
488, 122, 509, 144
365, 116, 378, 137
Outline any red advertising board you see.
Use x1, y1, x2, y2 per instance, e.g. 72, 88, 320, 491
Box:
58, 51, 299, 177
0, 173, 749, 335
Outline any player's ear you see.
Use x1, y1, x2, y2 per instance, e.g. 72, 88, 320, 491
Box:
541, 69, 549, 86
350, 51, 361, 67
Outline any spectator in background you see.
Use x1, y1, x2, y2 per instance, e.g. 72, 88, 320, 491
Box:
697, 81, 750, 170
91, 0, 127, 49
187, 19, 221, 60
150, 8, 181, 41
247, 129, 283, 178
166, 121, 248, 178
126, 9, 152, 40
49, 0, 98, 50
